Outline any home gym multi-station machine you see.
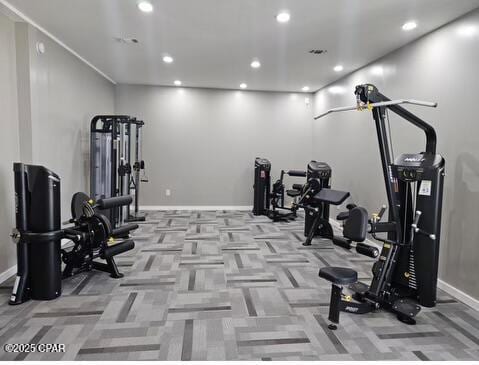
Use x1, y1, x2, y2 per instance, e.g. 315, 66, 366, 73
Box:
8, 115, 148, 305
312, 84, 445, 328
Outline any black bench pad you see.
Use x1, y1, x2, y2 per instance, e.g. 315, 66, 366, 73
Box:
313, 189, 350, 205
319, 267, 358, 285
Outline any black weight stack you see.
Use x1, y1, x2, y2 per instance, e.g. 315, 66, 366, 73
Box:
10, 163, 62, 304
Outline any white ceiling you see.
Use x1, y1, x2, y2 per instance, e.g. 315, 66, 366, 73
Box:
5, 0, 479, 92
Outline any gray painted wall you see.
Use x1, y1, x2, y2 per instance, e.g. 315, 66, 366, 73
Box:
25, 28, 115, 220
312, 9, 479, 299
115, 84, 313, 206
0, 12, 115, 276
0, 11, 20, 277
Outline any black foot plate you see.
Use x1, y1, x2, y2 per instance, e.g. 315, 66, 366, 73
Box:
393, 298, 421, 325
349, 281, 369, 295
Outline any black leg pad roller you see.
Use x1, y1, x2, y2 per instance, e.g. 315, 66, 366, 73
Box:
101, 240, 135, 259
112, 223, 139, 237
97, 195, 133, 209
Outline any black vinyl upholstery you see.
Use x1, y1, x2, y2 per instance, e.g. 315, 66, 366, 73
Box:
312, 188, 350, 206
319, 267, 358, 285
292, 183, 304, 191
286, 189, 301, 197
343, 207, 368, 242
336, 211, 350, 221
287, 170, 307, 177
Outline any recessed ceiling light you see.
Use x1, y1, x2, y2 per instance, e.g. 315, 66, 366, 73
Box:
371, 65, 384, 76
174, 80, 182, 86
333, 65, 344, 72
138, 1, 153, 13
240, 83, 248, 89
250, 60, 261, 69
276, 12, 290, 23
402, 21, 417, 31
329, 86, 345, 95
302, 86, 310, 92
458, 25, 477, 37
163, 55, 174, 63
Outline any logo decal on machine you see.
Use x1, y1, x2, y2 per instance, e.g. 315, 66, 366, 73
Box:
345, 306, 359, 312
404, 157, 425, 162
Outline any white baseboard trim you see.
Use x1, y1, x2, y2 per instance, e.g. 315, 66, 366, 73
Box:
0, 264, 17, 285
139, 205, 253, 211
437, 279, 479, 311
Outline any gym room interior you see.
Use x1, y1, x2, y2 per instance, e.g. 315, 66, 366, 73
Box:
0, 0, 478, 363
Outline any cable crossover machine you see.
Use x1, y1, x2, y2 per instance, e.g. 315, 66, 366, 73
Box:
90, 115, 148, 237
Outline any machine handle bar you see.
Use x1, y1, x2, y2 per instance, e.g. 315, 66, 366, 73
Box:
314, 99, 438, 120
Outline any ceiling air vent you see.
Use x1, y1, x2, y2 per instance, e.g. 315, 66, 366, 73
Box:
309, 49, 327, 55
115, 37, 139, 44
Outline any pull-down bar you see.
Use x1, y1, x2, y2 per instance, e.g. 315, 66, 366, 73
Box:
314, 99, 437, 120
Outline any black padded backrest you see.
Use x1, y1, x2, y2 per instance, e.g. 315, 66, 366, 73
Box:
71, 192, 91, 220
343, 207, 368, 242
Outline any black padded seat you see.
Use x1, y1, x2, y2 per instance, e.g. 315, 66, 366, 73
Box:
286, 189, 301, 198
319, 267, 358, 285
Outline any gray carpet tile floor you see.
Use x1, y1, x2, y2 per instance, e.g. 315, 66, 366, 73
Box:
0, 210, 478, 360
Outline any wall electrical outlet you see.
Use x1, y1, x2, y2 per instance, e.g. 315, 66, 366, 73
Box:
166, 189, 171, 196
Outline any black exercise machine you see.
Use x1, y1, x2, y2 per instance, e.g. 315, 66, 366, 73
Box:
294, 161, 377, 257
252, 157, 306, 221
266, 169, 306, 222
9, 163, 136, 305
301, 161, 336, 245
314, 84, 445, 328
90, 115, 148, 236
253, 157, 271, 216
